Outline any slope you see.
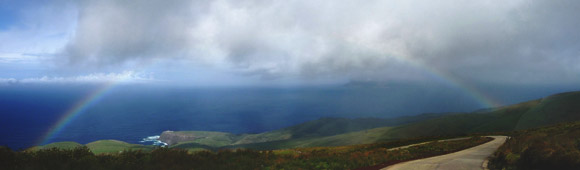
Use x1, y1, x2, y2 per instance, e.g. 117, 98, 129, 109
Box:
514, 91, 580, 130
236, 91, 580, 150
160, 113, 448, 147
85, 140, 155, 154
382, 91, 580, 140
26, 141, 84, 151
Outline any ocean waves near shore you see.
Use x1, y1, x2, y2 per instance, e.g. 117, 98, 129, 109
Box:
139, 135, 168, 147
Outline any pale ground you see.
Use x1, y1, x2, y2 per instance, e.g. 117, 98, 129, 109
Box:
382, 136, 507, 170
387, 137, 471, 151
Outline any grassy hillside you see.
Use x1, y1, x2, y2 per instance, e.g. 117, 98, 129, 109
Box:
27, 140, 155, 155
161, 131, 238, 146
26, 141, 83, 151
162, 113, 449, 148
226, 127, 394, 150
231, 98, 538, 150
379, 91, 580, 140
382, 99, 541, 139
514, 91, 580, 130
29, 91, 580, 152
222, 91, 580, 150
1, 136, 491, 170
488, 121, 580, 170
228, 117, 395, 145
276, 115, 445, 139
85, 140, 155, 154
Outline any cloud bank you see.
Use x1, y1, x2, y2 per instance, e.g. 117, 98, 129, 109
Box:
0, 71, 155, 85
60, 0, 580, 85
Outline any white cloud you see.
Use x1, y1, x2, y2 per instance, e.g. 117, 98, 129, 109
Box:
0, 52, 46, 64
0, 0, 575, 86
0, 0, 76, 58
55, 0, 580, 85
0, 71, 156, 84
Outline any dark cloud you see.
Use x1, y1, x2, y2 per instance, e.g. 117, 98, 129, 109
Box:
61, 0, 580, 85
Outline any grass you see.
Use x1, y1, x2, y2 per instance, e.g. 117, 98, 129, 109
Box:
2, 136, 491, 170
297, 126, 394, 147
169, 141, 213, 152
85, 140, 155, 154
26, 141, 83, 151
373, 92, 580, 140
163, 131, 237, 146
381, 99, 541, 140
25, 91, 580, 156
159, 113, 450, 148
233, 130, 292, 145
488, 121, 580, 170
514, 91, 580, 130
227, 127, 394, 150
156, 91, 580, 151
15, 90, 580, 169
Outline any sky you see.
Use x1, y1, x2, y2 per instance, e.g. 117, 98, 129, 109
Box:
1, 0, 579, 89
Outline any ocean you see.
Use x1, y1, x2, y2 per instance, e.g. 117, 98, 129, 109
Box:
0, 84, 487, 150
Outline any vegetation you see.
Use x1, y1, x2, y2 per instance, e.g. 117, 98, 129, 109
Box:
6, 91, 580, 169
222, 127, 395, 150
86, 140, 155, 155
26, 141, 83, 151
159, 91, 580, 151
488, 121, 580, 170
513, 91, 580, 129
382, 99, 540, 139
0, 136, 490, 170
360, 91, 580, 140
274, 115, 446, 139
160, 131, 239, 146
159, 114, 449, 149
27, 140, 156, 155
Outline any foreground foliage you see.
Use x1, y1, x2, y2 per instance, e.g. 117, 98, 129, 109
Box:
0, 136, 490, 170
488, 121, 580, 170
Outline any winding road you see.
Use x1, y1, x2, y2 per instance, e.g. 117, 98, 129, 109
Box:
382, 136, 507, 170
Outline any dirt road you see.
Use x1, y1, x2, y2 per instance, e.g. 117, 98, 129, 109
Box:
382, 136, 507, 170
387, 137, 471, 151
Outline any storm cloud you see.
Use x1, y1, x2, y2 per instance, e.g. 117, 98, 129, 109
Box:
62, 0, 580, 84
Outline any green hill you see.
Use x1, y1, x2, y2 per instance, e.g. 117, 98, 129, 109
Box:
222, 91, 580, 150
160, 113, 449, 148
27, 141, 83, 151
30, 91, 580, 152
489, 121, 580, 169
380, 91, 580, 140
85, 140, 155, 154
160, 131, 238, 146
28, 140, 155, 155
277, 114, 446, 138
230, 117, 398, 145
382, 99, 540, 139
224, 126, 394, 150
514, 91, 580, 130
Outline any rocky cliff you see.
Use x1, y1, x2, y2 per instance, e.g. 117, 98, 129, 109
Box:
159, 131, 203, 145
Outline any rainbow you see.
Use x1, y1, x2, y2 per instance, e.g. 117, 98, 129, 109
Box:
389, 54, 502, 108
36, 56, 501, 146
421, 66, 501, 108
36, 81, 118, 146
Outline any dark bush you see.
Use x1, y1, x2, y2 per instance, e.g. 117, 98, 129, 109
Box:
488, 121, 580, 170
0, 136, 490, 170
